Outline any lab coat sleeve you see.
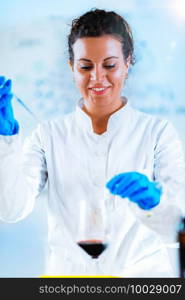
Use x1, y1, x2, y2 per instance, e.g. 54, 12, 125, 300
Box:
132, 120, 185, 241
154, 121, 185, 211
0, 124, 48, 223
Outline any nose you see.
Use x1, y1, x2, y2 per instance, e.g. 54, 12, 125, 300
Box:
90, 65, 106, 81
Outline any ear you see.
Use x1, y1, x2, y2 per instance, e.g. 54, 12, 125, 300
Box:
68, 60, 74, 71
125, 56, 131, 69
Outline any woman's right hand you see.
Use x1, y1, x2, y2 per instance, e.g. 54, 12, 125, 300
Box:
0, 76, 19, 135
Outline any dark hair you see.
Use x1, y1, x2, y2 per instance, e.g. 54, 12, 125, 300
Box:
68, 8, 135, 65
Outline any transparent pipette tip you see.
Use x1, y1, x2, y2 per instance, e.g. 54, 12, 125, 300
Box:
13, 94, 39, 122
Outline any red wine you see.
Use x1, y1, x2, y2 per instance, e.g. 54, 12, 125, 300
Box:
77, 240, 107, 259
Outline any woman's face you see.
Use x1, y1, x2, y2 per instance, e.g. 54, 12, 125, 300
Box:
71, 35, 130, 111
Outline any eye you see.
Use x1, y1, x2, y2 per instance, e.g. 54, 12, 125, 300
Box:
80, 66, 93, 70
104, 64, 116, 69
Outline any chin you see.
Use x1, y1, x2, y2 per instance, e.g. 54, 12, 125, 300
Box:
92, 98, 112, 106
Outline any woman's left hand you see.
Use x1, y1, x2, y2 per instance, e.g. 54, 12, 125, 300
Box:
106, 172, 162, 210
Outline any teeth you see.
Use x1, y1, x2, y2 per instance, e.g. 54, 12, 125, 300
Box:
92, 87, 106, 91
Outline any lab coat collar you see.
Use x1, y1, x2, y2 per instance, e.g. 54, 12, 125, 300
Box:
75, 97, 132, 136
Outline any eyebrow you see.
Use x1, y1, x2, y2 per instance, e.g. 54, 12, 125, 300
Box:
78, 56, 119, 62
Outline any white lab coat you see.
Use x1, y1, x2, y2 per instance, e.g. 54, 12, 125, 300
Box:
0, 98, 184, 277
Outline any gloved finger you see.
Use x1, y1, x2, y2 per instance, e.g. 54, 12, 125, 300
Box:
137, 198, 154, 210
0, 76, 6, 86
0, 79, 12, 97
130, 188, 160, 206
107, 172, 136, 191
0, 120, 9, 133
140, 195, 160, 209
139, 182, 161, 197
106, 173, 125, 190
0, 93, 13, 109
111, 172, 142, 194
112, 176, 135, 195
0, 118, 19, 135
130, 187, 152, 202
107, 175, 131, 195
115, 174, 149, 196
120, 183, 148, 200
128, 185, 148, 199
1, 100, 14, 120
0, 81, 12, 98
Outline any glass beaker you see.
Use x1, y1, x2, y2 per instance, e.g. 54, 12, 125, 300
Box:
76, 198, 111, 259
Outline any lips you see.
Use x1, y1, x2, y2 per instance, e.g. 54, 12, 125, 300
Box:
89, 86, 110, 95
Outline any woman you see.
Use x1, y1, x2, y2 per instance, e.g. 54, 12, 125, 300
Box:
0, 9, 184, 277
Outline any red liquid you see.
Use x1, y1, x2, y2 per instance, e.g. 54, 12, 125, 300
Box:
77, 240, 107, 259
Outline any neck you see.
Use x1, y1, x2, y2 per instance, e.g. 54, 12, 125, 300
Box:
82, 97, 126, 119
82, 97, 127, 134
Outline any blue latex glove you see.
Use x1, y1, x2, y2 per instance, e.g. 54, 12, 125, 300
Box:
0, 76, 19, 135
106, 172, 162, 210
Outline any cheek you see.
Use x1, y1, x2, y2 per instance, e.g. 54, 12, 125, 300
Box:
111, 69, 125, 86
74, 72, 88, 88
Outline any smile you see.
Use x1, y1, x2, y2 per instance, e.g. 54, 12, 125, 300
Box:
89, 87, 110, 95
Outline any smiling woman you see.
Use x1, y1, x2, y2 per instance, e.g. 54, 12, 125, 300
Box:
72, 37, 128, 121
0, 8, 185, 278
72, 36, 129, 134
68, 9, 134, 134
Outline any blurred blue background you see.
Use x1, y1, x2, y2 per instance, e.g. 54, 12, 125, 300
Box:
0, 0, 185, 277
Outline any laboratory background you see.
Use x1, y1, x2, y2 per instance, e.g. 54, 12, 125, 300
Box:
0, 0, 185, 277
